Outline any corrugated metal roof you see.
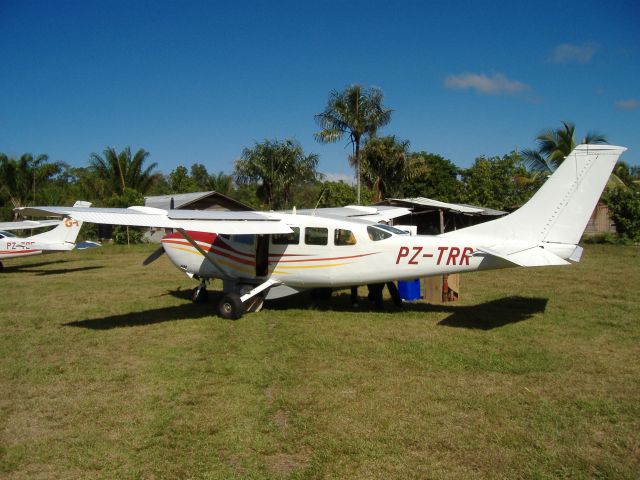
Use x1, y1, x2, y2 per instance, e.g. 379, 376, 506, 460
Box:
144, 191, 215, 210
386, 197, 506, 216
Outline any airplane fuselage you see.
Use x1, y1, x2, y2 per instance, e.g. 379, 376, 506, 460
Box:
159, 214, 516, 291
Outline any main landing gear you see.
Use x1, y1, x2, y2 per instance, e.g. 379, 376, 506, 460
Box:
190, 278, 279, 320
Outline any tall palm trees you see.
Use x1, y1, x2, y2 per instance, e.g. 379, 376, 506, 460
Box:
0, 153, 63, 218
88, 146, 159, 197
360, 135, 415, 202
521, 121, 607, 172
315, 85, 393, 204
234, 139, 319, 210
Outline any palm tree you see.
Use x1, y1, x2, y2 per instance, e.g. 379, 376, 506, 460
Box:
234, 139, 319, 210
315, 85, 393, 204
0, 153, 63, 218
360, 135, 419, 202
88, 146, 159, 197
521, 121, 607, 172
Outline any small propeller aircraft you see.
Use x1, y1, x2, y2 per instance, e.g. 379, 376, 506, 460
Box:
18, 144, 626, 318
0, 201, 98, 271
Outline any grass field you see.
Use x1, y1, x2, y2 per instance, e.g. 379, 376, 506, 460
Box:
0, 244, 639, 479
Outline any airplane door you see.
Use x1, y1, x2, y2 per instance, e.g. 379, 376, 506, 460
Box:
255, 234, 269, 277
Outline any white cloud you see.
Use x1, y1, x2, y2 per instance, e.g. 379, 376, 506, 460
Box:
615, 99, 640, 111
443, 73, 529, 96
548, 43, 599, 64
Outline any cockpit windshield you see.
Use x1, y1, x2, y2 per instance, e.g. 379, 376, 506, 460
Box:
376, 224, 410, 235
0, 230, 17, 239
367, 224, 411, 241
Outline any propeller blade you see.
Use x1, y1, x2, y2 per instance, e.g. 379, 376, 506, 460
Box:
142, 246, 165, 266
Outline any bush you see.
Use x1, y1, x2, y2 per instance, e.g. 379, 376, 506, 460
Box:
605, 188, 640, 243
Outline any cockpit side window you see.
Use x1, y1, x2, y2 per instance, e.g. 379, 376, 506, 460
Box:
367, 225, 392, 241
272, 227, 300, 245
334, 229, 357, 246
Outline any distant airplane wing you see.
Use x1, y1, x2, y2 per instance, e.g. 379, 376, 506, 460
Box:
17, 206, 293, 235
293, 205, 411, 222
0, 219, 62, 231
75, 241, 101, 250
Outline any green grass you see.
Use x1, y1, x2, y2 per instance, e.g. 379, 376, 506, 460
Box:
1, 244, 639, 479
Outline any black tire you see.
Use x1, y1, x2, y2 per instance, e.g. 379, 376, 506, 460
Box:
0, 261, 3, 272
218, 293, 244, 320
192, 284, 208, 303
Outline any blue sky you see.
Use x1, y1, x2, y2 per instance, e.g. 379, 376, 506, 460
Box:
1, 0, 639, 182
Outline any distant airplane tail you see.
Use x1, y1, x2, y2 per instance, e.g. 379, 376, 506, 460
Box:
27, 201, 91, 245
448, 145, 626, 247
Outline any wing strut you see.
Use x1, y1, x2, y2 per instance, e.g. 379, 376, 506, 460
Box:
176, 228, 228, 278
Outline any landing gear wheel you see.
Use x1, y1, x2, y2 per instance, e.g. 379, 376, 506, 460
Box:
218, 293, 244, 320
192, 283, 208, 303
0, 261, 3, 272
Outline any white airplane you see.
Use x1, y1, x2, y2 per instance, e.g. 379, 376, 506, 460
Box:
0, 201, 98, 271
18, 144, 626, 319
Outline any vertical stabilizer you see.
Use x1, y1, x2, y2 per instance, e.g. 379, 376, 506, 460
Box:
448, 145, 626, 245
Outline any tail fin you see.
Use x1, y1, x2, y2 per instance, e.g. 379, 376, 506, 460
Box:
450, 145, 626, 245
27, 201, 91, 245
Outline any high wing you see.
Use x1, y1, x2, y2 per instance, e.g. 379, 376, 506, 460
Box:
0, 219, 62, 231
18, 204, 410, 234
290, 205, 411, 222
17, 205, 293, 235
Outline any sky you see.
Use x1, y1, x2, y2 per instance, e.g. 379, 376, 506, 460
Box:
1, 0, 639, 182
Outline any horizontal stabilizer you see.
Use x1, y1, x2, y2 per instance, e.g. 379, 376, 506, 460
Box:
475, 245, 569, 267
0, 219, 62, 231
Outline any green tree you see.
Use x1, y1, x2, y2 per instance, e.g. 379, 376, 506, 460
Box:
209, 171, 234, 196
88, 146, 159, 197
606, 188, 640, 242
0, 153, 64, 219
360, 135, 415, 202
459, 152, 537, 210
168, 165, 198, 193
403, 152, 460, 202
235, 139, 319, 210
189, 163, 235, 195
314, 84, 392, 204
521, 121, 607, 172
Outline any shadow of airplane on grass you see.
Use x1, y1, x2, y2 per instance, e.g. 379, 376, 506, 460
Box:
269, 292, 548, 330
64, 288, 226, 329
435, 296, 548, 330
3, 259, 103, 276
65, 287, 547, 331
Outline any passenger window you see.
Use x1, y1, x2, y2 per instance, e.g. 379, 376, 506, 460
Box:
272, 227, 300, 245
305, 227, 328, 245
334, 229, 356, 246
367, 225, 392, 241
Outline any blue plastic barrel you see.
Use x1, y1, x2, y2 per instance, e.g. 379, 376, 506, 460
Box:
397, 279, 421, 301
